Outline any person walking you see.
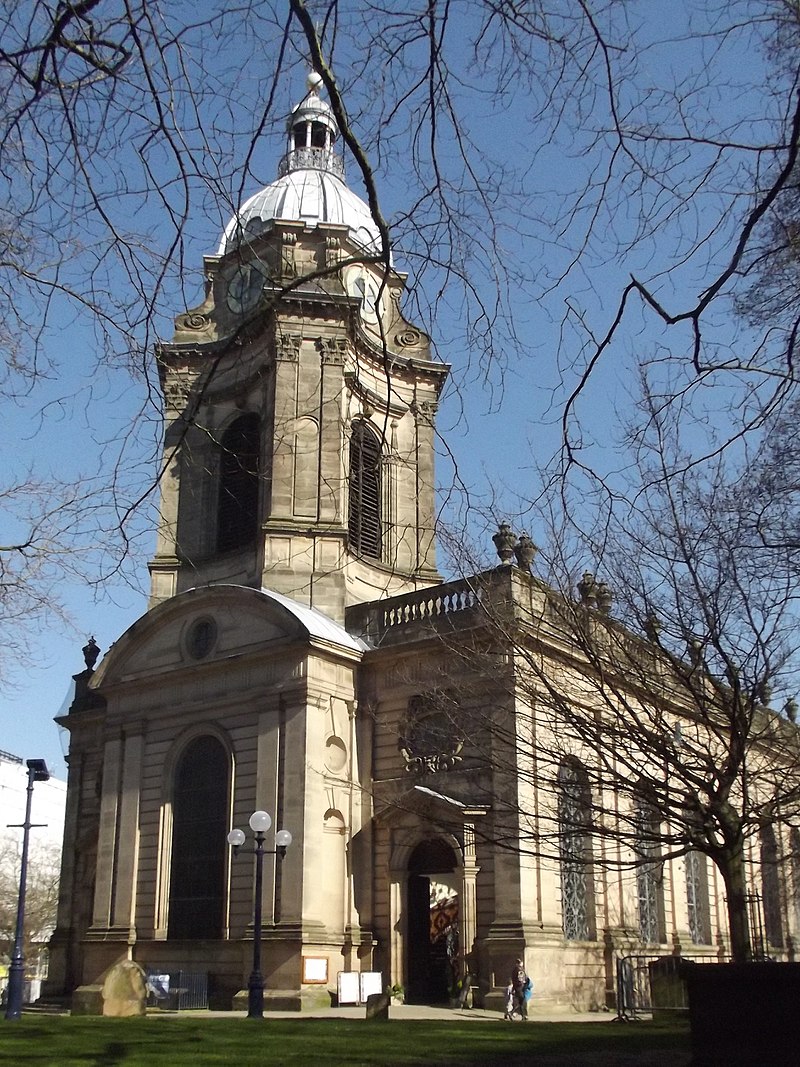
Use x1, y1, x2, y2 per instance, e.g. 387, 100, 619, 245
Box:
504, 957, 531, 1020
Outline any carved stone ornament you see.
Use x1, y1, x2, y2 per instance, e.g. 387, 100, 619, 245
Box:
317, 337, 348, 365
179, 313, 210, 331
281, 231, 297, 277
276, 334, 301, 362
513, 534, 538, 570
492, 522, 517, 563
399, 693, 464, 775
395, 328, 422, 348
412, 399, 438, 424
325, 235, 342, 268
577, 571, 597, 606
164, 377, 193, 412
595, 581, 613, 615
82, 636, 100, 670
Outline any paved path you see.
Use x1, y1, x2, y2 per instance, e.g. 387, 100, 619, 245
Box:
147, 1003, 623, 1023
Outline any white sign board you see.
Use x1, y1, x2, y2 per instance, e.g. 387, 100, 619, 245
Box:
360, 972, 383, 1002
337, 971, 360, 1005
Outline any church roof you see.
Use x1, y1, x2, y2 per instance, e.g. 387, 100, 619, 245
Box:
264, 587, 369, 654
217, 168, 381, 256
217, 72, 384, 258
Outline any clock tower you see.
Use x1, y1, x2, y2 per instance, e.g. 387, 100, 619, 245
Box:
149, 73, 448, 622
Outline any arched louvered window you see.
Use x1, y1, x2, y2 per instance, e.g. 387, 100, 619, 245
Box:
761, 823, 784, 949
349, 420, 382, 559
557, 760, 596, 941
217, 413, 260, 553
168, 735, 228, 940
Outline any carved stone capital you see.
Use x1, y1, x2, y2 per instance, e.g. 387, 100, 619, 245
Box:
281, 231, 297, 278
163, 376, 193, 412
276, 334, 301, 362
317, 336, 348, 365
411, 399, 438, 423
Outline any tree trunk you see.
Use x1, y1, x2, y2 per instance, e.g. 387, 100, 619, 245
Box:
719, 847, 752, 964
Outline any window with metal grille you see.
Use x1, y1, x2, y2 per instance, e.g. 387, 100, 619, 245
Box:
761, 823, 784, 948
791, 828, 800, 937
557, 760, 596, 941
634, 807, 666, 944
348, 420, 382, 559
217, 413, 260, 553
168, 736, 228, 940
685, 850, 712, 945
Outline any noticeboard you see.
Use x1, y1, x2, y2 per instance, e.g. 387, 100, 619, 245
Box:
337, 971, 360, 1005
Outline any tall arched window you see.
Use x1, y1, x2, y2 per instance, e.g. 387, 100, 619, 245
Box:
635, 807, 666, 945
761, 823, 784, 949
348, 419, 382, 559
168, 735, 229, 940
217, 413, 260, 553
557, 761, 596, 941
685, 850, 712, 945
790, 828, 800, 938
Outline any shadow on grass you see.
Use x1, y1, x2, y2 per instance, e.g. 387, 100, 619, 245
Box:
0, 1016, 691, 1067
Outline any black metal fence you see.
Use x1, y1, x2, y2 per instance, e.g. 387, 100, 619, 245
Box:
615, 954, 725, 1020
146, 970, 208, 1011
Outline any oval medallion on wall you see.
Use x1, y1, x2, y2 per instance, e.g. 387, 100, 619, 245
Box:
186, 617, 218, 660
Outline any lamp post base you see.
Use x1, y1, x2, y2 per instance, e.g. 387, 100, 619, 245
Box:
247, 972, 264, 1019
4, 958, 24, 1020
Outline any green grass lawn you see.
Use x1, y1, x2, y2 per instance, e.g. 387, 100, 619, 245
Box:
0, 1016, 690, 1066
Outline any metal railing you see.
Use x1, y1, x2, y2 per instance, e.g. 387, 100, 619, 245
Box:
146, 970, 208, 1011
615, 954, 725, 1020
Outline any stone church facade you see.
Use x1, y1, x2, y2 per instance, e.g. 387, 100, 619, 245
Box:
46, 76, 798, 1013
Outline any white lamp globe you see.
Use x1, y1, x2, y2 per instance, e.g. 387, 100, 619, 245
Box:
275, 829, 293, 849
227, 828, 246, 847
249, 810, 272, 833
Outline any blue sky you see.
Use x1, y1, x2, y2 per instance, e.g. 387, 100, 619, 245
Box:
0, 1, 789, 776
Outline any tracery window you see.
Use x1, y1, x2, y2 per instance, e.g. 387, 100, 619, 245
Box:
635, 807, 666, 945
217, 413, 260, 553
790, 828, 800, 937
685, 850, 712, 945
168, 735, 228, 940
557, 761, 596, 941
348, 419, 382, 559
761, 823, 784, 949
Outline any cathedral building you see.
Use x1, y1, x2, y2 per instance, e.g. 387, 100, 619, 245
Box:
46, 75, 797, 1014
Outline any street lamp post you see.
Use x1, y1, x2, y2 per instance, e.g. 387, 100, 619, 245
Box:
227, 811, 292, 1019
4, 759, 50, 1022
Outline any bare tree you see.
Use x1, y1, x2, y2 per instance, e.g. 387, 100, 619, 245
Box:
361, 395, 800, 965
0, 834, 61, 971
3, 2, 800, 680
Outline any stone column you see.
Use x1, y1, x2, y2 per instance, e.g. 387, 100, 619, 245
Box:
89, 727, 144, 939
413, 398, 438, 575
461, 823, 480, 962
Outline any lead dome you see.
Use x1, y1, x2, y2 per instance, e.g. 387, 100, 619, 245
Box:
218, 72, 383, 256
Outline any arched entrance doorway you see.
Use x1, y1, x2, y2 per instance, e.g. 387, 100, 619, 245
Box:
406, 839, 460, 1004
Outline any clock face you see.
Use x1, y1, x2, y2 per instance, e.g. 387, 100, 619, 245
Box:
345, 267, 381, 324
227, 262, 266, 313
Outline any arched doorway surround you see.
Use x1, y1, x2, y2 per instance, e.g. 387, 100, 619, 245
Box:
407, 838, 459, 1003
387, 816, 482, 1004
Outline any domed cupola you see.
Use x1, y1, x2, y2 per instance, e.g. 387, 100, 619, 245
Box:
217, 72, 382, 257
280, 70, 343, 179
